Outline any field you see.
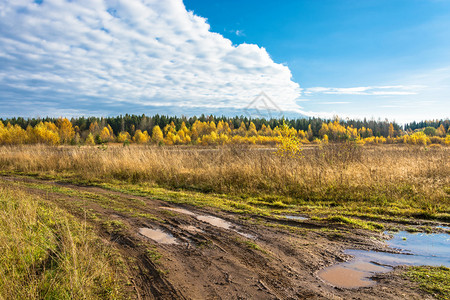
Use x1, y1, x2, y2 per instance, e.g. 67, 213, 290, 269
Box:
0, 143, 449, 299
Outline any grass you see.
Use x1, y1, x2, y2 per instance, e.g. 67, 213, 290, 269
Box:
324, 215, 385, 231
0, 144, 448, 298
0, 185, 129, 299
145, 247, 162, 263
0, 144, 448, 223
404, 266, 450, 300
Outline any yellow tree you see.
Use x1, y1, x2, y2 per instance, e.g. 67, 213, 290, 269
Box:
235, 121, 247, 137
436, 124, 446, 137
32, 122, 60, 145
85, 133, 95, 145
388, 123, 394, 138
275, 121, 302, 157
217, 120, 232, 136
56, 118, 75, 144
117, 131, 131, 143
133, 130, 150, 144
208, 121, 217, 134
152, 125, 164, 144
318, 123, 329, 138
247, 122, 257, 137
307, 124, 314, 141
100, 127, 112, 143
89, 121, 100, 134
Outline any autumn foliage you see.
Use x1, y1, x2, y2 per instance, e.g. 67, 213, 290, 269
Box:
0, 117, 449, 146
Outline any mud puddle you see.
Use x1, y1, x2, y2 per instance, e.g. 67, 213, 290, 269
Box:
196, 215, 233, 230
318, 231, 450, 288
161, 207, 196, 216
160, 206, 256, 239
317, 260, 391, 288
139, 227, 179, 244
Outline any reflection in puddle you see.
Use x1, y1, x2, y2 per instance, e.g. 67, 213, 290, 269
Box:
317, 263, 390, 288
197, 215, 233, 230
139, 228, 179, 244
319, 231, 450, 288
283, 215, 308, 221
161, 207, 196, 216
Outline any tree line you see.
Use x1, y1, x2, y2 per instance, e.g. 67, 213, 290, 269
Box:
1, 115, 449, 146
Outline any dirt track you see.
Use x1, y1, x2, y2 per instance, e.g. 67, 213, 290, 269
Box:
0, 176, 434, 299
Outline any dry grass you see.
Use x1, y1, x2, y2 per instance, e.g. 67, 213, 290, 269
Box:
0, 185, 127, 299
0, 144, 448, 218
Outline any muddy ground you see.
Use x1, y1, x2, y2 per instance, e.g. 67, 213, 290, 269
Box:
0, 175, 438, 299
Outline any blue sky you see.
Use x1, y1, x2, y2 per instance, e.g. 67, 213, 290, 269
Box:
0, 0, 449, 123
184, 0, 450, 122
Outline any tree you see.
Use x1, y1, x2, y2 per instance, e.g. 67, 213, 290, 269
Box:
133, 130, 150, 144
117, 131, 131, 143
56, 118, 75, 144
423, 127, 436, 136
100, 127, 112, 143
247, 122, 257, 137
319, 123, 329, 138
388, 123, 394, 138
85, 133, 95, 145
307, 124, 313, 141
31, 122, 60, 145
152, 125, 164, 144
436, 124, 446, 137
236, 122, 247, 136
275, 121, 303, 157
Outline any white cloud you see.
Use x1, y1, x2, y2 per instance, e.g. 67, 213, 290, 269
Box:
234, 30, 245, 37
316, 101, 351, 105
0, 0, 303, 117
304, 85, 426, 96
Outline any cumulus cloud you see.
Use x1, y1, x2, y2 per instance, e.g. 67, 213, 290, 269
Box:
0, 0, 303, 117
304, 85, 425, 96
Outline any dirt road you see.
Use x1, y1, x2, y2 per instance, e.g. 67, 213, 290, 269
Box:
0, 176, 434, 299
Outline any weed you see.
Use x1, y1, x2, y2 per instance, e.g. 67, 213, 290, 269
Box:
0, 185, 129, 299
405, 266, 449, 300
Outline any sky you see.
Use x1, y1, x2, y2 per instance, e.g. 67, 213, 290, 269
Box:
0, 0, 449, 123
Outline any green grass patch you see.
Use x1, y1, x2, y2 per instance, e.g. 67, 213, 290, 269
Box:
324, 215, 384, 231
405, 266, 450, 300
0, 185, 130, 299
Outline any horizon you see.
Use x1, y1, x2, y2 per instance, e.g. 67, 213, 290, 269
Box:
0, 0, 449, 123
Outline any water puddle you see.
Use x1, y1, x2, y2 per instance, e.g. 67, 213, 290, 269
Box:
283, 215, 308, 221
138, 227, 179, 244
196, 215, 234, 230
161, 207, 196, 216
159, 207, 256, 239
317, 262, 391, 288
318, 231, 450, 288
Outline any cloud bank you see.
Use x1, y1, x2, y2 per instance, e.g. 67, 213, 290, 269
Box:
0, 0, 303, 117
304, 85, 425, 96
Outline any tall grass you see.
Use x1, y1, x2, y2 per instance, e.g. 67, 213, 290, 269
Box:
0, 144, 448, 214
0, 185, 125, 299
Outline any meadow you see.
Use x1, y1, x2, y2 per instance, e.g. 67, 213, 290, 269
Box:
1, 143, 448, 220
0, 142, 449, 299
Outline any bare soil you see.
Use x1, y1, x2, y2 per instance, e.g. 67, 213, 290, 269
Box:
0, 175, 435, 300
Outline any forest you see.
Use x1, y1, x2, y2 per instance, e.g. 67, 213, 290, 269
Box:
0, 115, 449, 146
